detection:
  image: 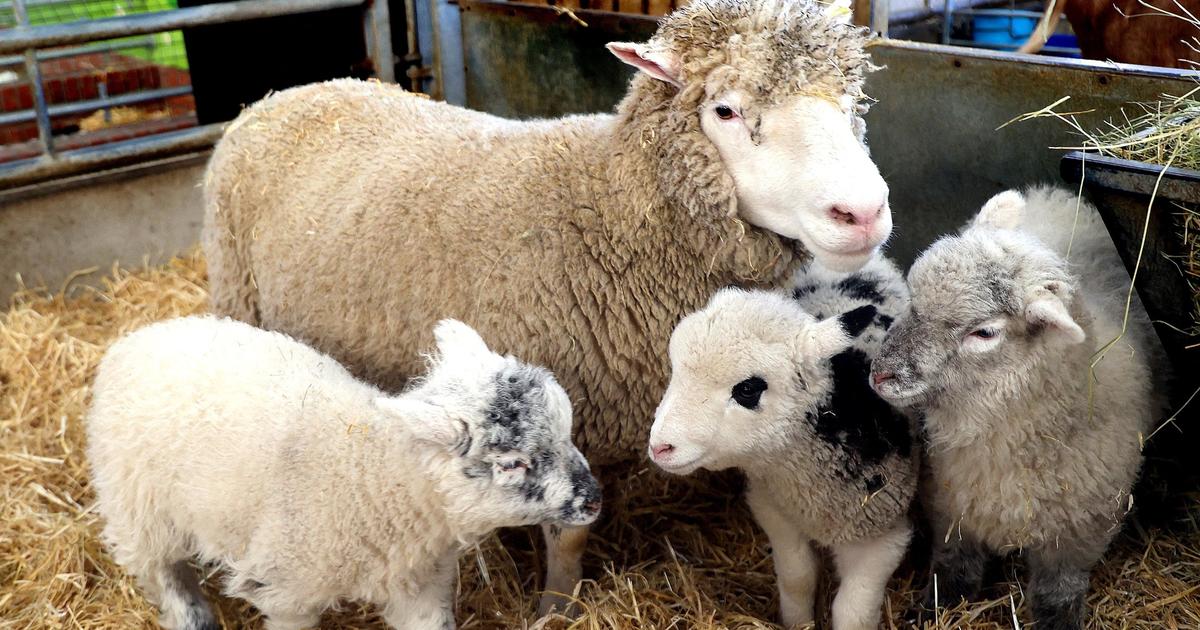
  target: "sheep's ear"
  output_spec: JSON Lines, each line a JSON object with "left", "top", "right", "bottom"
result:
{"left": 975, "top": 190, "right": 1026, "bottom": 230}
{"left": 1025, "top": 282, "right": 1085, "bottom": 344}
{"left": 822, "top": 0, "right": 854, "bottom": 24}
{"left": 606, "top": 42, "right": 682, "bottom": 87}
{"left": 800, "top": 314, "right": 855, "bottom": 361}
{"left": 375, "top": 397, "right": 468, "bottom": 450}
{"left": 433, "top": 319, "right": 492, "bottom": 362}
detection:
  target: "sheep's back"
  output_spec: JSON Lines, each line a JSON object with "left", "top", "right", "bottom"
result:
{"left": 202, "top": 79, "right": 696, "bottom": 464}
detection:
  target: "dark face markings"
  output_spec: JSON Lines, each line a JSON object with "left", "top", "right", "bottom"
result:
{"left": 811, "top": 348, "right": 912, "bottom": 478}
{"left": 732, "top": 376, "right": 768, "bottom": 409}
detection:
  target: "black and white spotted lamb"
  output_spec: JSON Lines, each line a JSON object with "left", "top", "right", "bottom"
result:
{"left": 648, "top": 256, "right": 917, "bottom": 630}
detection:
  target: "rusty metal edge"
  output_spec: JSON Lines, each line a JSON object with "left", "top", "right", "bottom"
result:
{"left": 0, "top": 150, "right": 211, "bottom": 205}
{"left": 872, "top": 39, "right": 1200, "bottom": 81}
{"left": 1061, "top": 151, "right": 1200, "bottom": 205}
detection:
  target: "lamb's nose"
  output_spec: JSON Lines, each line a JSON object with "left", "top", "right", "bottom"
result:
{"left": 650, "top": 443, "right": 675, "bottom": 459}
{"left": 871, "top": 371, "right": 894, "bottom": 388}
{"left": 828, "top": 200, "right": 885, "bottom": 230}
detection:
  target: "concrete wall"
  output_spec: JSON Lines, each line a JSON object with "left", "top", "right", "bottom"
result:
{"left": 0, "top": 157, "right": 207, "bottom": 302}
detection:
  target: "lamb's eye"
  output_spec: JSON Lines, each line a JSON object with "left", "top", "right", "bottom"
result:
{"left": 715, "top": 105, "right": 736, "bottom": 120}
{"left": 969, "top": 328, "right": 997, "bottom": 340}
{"left": 731, "top": 376, "right": 767, "bottom": 409}
{"left": 499, "top": 460, "right": 528, "bottom": 473}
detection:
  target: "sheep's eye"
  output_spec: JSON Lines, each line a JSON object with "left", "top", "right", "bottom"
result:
{"left": 731, "top": 376, "right": 767, "bottom": 409}
{"left": 499, "top": 460, "right": 528, "bottom": 473}
{"left": 715, "top": 105, "right": 736, "bottom": 120}
{"left": 969, "top": 328, "right": 998, "bottom": 340}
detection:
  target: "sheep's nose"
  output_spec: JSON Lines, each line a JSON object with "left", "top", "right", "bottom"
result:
{"left": 584, "top": 500, "right": 602, "bottom": 514}
{"left": 650, "top": 443, "right": 675, "bottom": 459}
{"left": 828, "top": 200, "right": 885, "bottom": 230}
{"left": 871, "top": 371, "right": 894, "bottom": 388}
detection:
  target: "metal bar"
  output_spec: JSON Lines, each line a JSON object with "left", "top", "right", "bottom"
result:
{"left": 940, "top": 0, "right": 953, "bottom": 45}
{"left": 0, "top": 0, "right": 363, "bottom": 55}
{"left": 0, "top": 37, "right": 159, "bottom": 68}
{"left": 12, "top": 0, "right": 54, "bottom": 157}
{"left": 948, "top": 8, "right": 1049, "bottom": 17}
{"left": 0, "top": 85, "right": 194, "bottom": 126}
{"left": 945, "top": 37, "right": 1079, "bottom": 54}
{"left": 0, "top": 122, "right": 224, "bottom": 189}
{"left": 365, "top": 0, "right": 395, "bottom": 83}
{"left": 871, "top": 0, "right": 889, "bottom": 36}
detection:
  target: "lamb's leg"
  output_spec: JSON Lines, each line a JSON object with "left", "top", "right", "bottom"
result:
{"left": 923, "top": 532, "right": 990, "bottom": 610}
{"left": 745, "top": 490, "right": 819, "bottom": 628}
{"left": 383, "top": 557, "right": 457, "bottom": 630}
{"left": 260, "top": 611, "right": 321, "bottom": 630}
{"left": 537, "top": 522, "right": 590, "bottom": 616}
{"left": 830, "top": 524, "right": 911, "bottom": 630}
{"left": 151, "top": 560, "right": 219, "bottom": 630}
{"left": 1026, "top": 551, "right": 1091, "bottom": 630}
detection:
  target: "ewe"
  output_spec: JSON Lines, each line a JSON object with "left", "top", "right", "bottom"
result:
{"left": 88, "top": 318, "right": 600, "bottom": 630}
{"left": 871, "top": 187, "right": 1164, "bottom": 630}
{"left": 203, "top": 0, "right": 890, "bottom": 609}
{"left": 649, "top": 256, "right": 916, "bottom": 630}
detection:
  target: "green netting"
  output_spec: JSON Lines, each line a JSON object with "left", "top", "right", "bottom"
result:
{"left": 1, "top": 0, "right": 189, "bottom": 69}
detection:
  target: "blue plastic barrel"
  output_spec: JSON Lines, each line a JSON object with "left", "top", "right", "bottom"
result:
{"left": 973, "top": 15, "right": 1037, "bottom": 46}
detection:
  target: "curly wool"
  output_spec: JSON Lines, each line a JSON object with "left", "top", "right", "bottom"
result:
{"left": 619, "top": 0, "right": 876, "bottom": 222}
{"left": 203, "top": 0, "right": 875, "bottom": 466}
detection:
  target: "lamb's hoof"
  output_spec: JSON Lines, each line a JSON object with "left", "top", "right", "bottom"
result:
{"left": 537, "top": 592, "right": 579, "bottom": 619}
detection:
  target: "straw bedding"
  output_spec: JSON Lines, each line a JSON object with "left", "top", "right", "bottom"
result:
{"left": 2, "top": 253, "right": 1197, "bottom": 629}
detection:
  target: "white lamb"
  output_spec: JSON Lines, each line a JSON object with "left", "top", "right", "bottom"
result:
{"left": 87, "top": 317, "right": 601, "bottom": 630}
{"left": 870, "top": 187, "right": 1165, "bottom": 629}
{"left": 648, "top": 256, "right": 917, "bottom": 630}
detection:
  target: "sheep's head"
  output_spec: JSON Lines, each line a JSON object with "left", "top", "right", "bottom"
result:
{"left": 871, "top": 191, "right": 1088, "bottom": 415}
{"left": 610, "top": 0, "right": 890, "bottom": 272}
{"left": 648, "top": 288, "right": 875, "bottom": 474}
{"left": 376, "top": 320, "right": 601, "bottom": 527}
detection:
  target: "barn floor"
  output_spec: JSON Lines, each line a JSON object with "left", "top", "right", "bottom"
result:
{"left": 1, "top": 253, "right": 1197, "bottom": 629}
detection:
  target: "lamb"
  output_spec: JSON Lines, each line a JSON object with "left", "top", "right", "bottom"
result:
{"left": 86, "top": 316, "right": 601, "bottom": 630}
{"left": 647, "top": 255, "right": 917, "bottom": 630}
{"left": 870, "top": 187, "right": 1165, "bottom": 629}
{"left": 201, "top": 0, "right": 893, "bottom": 610}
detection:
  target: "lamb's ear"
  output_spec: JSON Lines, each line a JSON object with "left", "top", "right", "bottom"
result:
{"left": 800, "top": 313, "right": 856, "bottom": 361}
{"left": 1025, "top": 282, "right": 1085, "bottom": 344}
{"left": 975, "top": 190, "right": 1026, "bottom": 230}
{"left": 375, "top": 397, "right": 468, "bottom": 450}
{"left": 433, "top": 319, "right": 491, "bottom": 362}
{"left": 822, "top": 0, "right": 854, "bottom": 24}
{"left": 606, "top": 42, "right": 682, "bottom": 87}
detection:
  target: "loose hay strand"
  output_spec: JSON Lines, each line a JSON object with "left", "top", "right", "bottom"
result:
{"left": 0, "top": 254, "right": 1198, "bottom": 629}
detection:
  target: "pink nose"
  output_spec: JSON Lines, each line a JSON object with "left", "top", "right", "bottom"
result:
{"left": 828, "top": 201, "right": 885, "bottom": 230}
{"left": 651, "top": 443, "right": 675, "bottom": 459}
{"left": 871, "top": 371, "right": 894, "bottom": 388}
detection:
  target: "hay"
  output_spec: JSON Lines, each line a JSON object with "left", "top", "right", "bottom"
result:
{"left": 2, "top": 254, "right": 1198, "bottom": 629}
{"left": 1004, "top": 88, "right": 1200, "bottom": 335}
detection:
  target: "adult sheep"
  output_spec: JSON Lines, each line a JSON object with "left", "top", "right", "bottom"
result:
{"left": 202, "top": 0, "right": 891, "bottom": 613}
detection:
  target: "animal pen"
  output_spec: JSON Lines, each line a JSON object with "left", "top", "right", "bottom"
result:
{"left": 1, "top": 0, "right": 1198, "bottom": 628}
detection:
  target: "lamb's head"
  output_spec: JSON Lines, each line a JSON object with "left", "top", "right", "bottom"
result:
{"left": 376, "top": 320, "right": 601, "bottom": 527}
{"left": 609, "top": 0, "right": 890, "bottom": 272}
{"left": 871, "top": 194, "right": 1088, "bottom": 412}
{"left": 648, "top": 288, "right": 873, "bottom": 474}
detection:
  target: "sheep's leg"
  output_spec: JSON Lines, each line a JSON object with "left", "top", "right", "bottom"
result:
{"left": 922, "top": 531, "right": 990, "bottom": 610}
{"left": 1026, "top": 551, "right": 1091, "bottom": 630}
{"left": 745, "top": 490, "right": 819, "bottom": 628}
{"left": 150, "top": 560, "right": 219, "bottom": 630}
{"left": 383, "top": 556, "right": 456, "bottom": 630}
{"left": 829, "top": 524, "right": 911, "bottom": 630}
{"left": 537, "top": 522, "right": 590, "bottom": 617}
